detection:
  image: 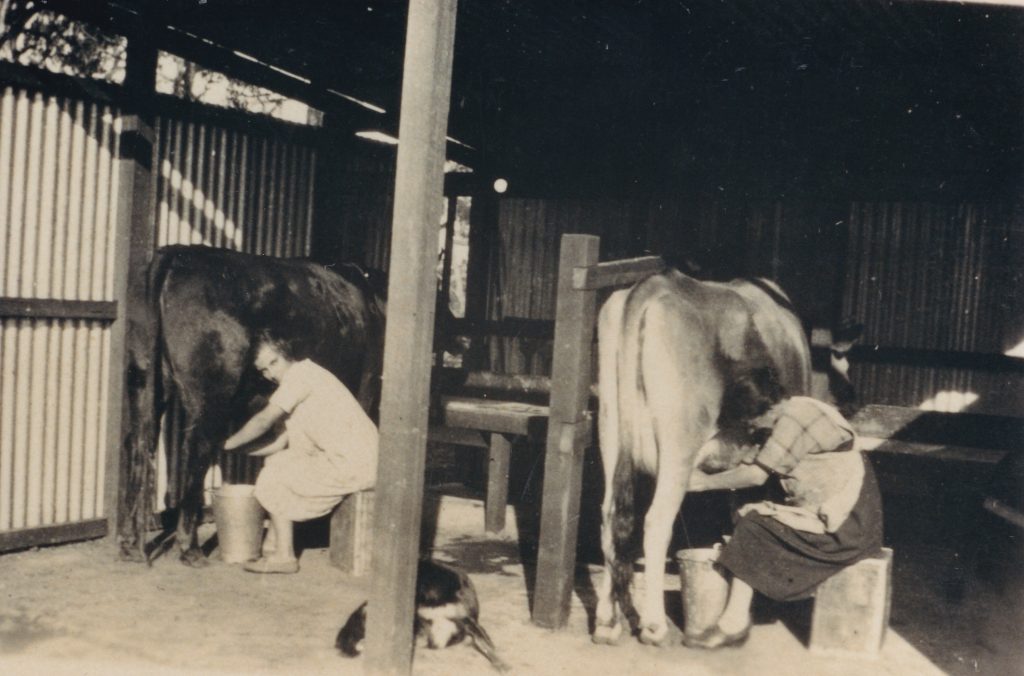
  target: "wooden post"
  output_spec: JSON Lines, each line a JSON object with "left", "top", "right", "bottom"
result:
{"left": 532, "top": 234, "right": 600, "bottom": 629}
{"left": 485, "top": 433, "right": 512, "bottom": 532}
{"left": 363, "top": 1, "right": 457, "bottom": 674}
{"left": 463, "top": 190, "right": 498, "bottom": 370}
{"left": 105, "top": 34, "right": 157, "bottom": 544}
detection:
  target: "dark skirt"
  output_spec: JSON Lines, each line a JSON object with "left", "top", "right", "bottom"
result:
{"left": 718, "top": 454, "right": 884, "bottom": 602}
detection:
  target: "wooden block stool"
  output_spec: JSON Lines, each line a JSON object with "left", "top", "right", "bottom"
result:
{"left": 329, "top": 489, "right": 375, "bottom": 575}
{"left": 810, "top": 547, "right": 893, "bottom": 656}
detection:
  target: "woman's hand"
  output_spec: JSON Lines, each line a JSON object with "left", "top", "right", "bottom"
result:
{"left": 246, "top": 430, "right": 289, "bottom": 457}
{"left": 224, "top": 403, "right": 286, "bottom": 451}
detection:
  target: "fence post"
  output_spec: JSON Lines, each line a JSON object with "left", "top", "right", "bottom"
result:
{"left": 532, "top": 234, "right": 600, "bottom": 629}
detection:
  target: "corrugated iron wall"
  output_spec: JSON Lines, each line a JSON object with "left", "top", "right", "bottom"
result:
{"left": 0, "top": 85, "right": 122, "bottom": 532}
{"left": 484, "top": 197, "right": 822, "bottom": 375}
{"left": 487, "top": 198, "right": 646, "bottom": 374}
{"left": 483, "top": 196, "right": 1021, "bottom": 416}
{"left": 841, "top": 202, "right": 1022, "bottom": 414}
{"left": 150, "top": 104, "right": 319, "bottom": 502}
{"left": 0, "top": 74, "right": 321, "bottom": 541}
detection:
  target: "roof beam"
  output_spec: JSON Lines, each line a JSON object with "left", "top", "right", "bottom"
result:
{"left": 41, "top": 0, "right": 477, "bottom": 166}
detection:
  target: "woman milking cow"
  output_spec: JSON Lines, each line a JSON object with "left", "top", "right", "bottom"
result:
{"left": 224, "top": 330, "right": 379, "bottom": 574}
{"left": 683, "top": 366, "right": 883, "bottom": 649}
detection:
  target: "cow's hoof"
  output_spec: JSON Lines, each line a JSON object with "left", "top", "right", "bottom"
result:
{"left": 118, "top": 544, "right": 146, "bottom": 563}
{"left": 179, "top": 549, "right": 209, "bottom": 568}
{"left": 592, "top": 623, "right": 623, "bottom": 645}
{"left": 638, "top": 623, "right": 673, "bottom": 647}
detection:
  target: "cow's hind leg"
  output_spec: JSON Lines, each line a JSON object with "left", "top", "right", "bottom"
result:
{"left": 593, "top": 466, "right": 625, "bottom": 645}
{"left": 637, "top": 297, "right": 718, "bottom": 646}
{"left": 176, "top": 430, "right": 214, "bottom": 567}
{"left": 637, "top": 466, "right": 687, "bottom": 645}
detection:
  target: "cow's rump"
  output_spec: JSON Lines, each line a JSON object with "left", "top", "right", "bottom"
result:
{"left": 593, "top": 269, "right": 813, "bottom": 645}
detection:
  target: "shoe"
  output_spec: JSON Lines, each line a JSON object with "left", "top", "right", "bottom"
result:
{"left": 243, "top": 557, "right": 299, "bottom": 574}
{"left": 682, "top": 624, "right": 751, "bottom": 650}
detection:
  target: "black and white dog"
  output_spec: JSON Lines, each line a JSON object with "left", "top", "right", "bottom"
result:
{"left": 336, "top": 559, "right": 508, "bottom": 671}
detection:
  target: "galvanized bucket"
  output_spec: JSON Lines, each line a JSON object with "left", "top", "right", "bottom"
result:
{"left": 676, "top": 546, "right": 730, "bottom": 638}
{"left": 212, "top": 484, "right": 266, "bottom": 563}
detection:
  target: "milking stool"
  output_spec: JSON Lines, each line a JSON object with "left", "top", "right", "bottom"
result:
{"left": 329, "top": 489, "right": 375, "bottom": 575}
{"left": 809, "top": 547, "right": 893, "bottom": 656}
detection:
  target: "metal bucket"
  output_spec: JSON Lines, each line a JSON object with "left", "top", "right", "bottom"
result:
{"left": 676, "top": 546, "right": 730, "bottom": 638}
{"left": 212, "top": 484, "right": 266, "bottom": 563}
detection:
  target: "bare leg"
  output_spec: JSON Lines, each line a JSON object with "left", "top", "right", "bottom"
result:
{"left": 262, "top": 519, "right": 277, "bottom": 555}
{"left": 716, "top": 577, "right": 754, "bottom": 633}
{"left": 268, "top": 510, "right": 297, "bottom": 562}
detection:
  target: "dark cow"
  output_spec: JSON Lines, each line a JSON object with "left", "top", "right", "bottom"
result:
{"left": 592, "top": 270, "right": 852, "bottom": 646}
{"left": 118, "top": 245, "right": 386, "bottom": 565}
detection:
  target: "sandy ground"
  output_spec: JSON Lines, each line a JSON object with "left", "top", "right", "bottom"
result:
{"left": 1, "top": 490, "right": 1021, "bottom": 676}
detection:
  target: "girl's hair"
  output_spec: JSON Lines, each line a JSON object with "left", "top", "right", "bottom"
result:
{"left": 255, "top": 328, "right": 300, "bottom": 361}
{"left": 718, "top": 366, "right": 786, "bottom": 427}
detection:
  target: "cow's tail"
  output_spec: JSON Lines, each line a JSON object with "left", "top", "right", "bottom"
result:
{"left": 599, "top": 286, "right": 644, "bottom": 633}
{"left": 610, "top": 441, "right": 640, "bottom": 631}
{"left": 120, "top": 247, "right": 174, "bottom": 562}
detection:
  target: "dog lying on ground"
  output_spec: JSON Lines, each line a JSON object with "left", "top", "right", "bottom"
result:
{"left": 336, "top": 559, "right": 508, "bottom": 671}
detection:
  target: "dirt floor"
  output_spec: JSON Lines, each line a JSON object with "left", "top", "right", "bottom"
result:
{"left": 1, "top": 481, "right": 1022, "bottom": 676}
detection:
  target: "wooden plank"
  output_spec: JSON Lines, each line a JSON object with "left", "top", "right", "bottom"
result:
{"left": 108, "top": 34, "right": 158, "bottom": 550}
{"left": 847, "top": 345, "right": 1024, "bottom": 373}
{"left": 533, "top": 234, "right": 600, "bottom": 629}
{"left": 485, "top": 433, "right": 512, "bottom": 532}
{"left": 426, "top": 425, "right": 488, "bottom": 449}
{"left": 442, "top": 396, "right": 549, "bottom": 438}
{"left": 851, "top": 404, "right": 1024, "bottom": 451}
{"left": 0, "top": 518, "right": 107, "bottom": 552}
{"left": 860, "top": 437, "right": 1007, "bottom": 466}
{"left": 363, "top": 1, "right": 457, "bottom": 673}
{"left": 462, "top": 370, "right": 553, "bottom": 396}
{"left": 450, "top": 316, "right": 555, "bottom": 340}
{"left": 572, "top": 255, "right": 664, "bottom": 291}
{"left": 0, "top": 297, "right": 117, "bottom": 321}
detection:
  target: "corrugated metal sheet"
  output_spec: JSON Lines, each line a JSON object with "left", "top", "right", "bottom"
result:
{"left": 150, "top": 109, "right": 318, "bottom": 502}
{"left": 154, "top": 115, "right": 316, "bottom": 255}
{"left": 0, "top": 85, "right": 121, "bottom": 532}
{"left": 0, "top": 77, "right": 320, "bottom": 536}
{"left": 842, "top": 202, "right": 1020, "bottom": 413}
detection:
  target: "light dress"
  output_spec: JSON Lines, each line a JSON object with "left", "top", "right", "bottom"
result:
{"left": 254, "top": 359, "right": 378, "bottom": 520}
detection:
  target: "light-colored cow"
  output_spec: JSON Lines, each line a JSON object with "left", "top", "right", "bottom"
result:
{"left": 592, "top": 270, "right": 816, "bottom": 646}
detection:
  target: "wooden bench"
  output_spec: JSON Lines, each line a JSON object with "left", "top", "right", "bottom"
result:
{"left": 849, "top": 403, "right": 1021, "bottom": 600}
{"left": 850, "top": 404, "right": 1018, "bottom": 468}
{"left": 431, "top": 396, "right": 558, "bottom": 533}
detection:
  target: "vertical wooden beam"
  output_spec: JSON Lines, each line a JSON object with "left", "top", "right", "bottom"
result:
{"left": 532, "top": 234, "right": 600, "bottom": 629}
{"left": 464, "top": 190, "right": 498, "bottom": 370}
{"left": 363, "top": 1, "right": 457, "bottom": 674}
{"left": 105, "top": 34, "right": 157, "bottom": 544}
